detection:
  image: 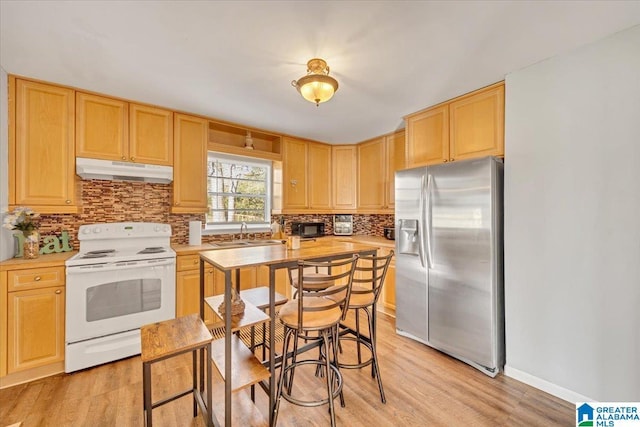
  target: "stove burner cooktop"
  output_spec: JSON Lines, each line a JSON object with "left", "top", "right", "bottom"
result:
{"left": 80, "top": 249, "right": 116, "bottom": 259}
{"left": 138, "top": 247, "right": 166, "bottom": 254}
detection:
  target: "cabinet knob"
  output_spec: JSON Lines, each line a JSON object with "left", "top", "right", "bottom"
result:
{"left": 443, "top": 159, "right": 448, "bottom": 163}
{"left": 175, "top": 202, "right": 180, "bottom": 206}
{"left": 65, "top": 200, "right": 71, "bottom": 204}
{"left": 193, "top": 260, "right": 198, "bottom": 264}
{"left": 55, "top": 289, "right": 62, "bottom": 294}
{"left": 34, "top": 276, "right": 41, "bottom": 281}
{"left": 122, "top": 156, "right": 126, "bottom": 160}
{"left": 450, "top": 158, "right": 455, "bottom": 161}
{"left": 130, "top": 156, "right": 135, "bottom": 161}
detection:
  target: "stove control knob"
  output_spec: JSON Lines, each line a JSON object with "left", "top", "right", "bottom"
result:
{"left": 154, "top": 225, "right": 161, "bottom": 232}
{"left": 163, "top": 225, "right": 170, "bottom": 232}
{"left": 93, "top": 227, "right": 102, "bottom": 234}
{"left": 82, "top": 228, "right": 91, "bottom": 235}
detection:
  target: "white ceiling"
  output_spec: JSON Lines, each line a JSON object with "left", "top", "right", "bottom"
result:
{"left": 1, "top": 1, "right": 639, "bottom": 144}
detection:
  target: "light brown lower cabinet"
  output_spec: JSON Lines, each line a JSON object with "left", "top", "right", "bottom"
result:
{"left": 8, "top": 285, "right": 65, "bottom": 373}
{"left": 176, "top": 255, "right": 215, "bottom": 324}
{"left": 380, "top": 248, "right": 396, "bottom": 313}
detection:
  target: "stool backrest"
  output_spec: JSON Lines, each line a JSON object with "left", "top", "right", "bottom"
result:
{"left": 351, "top": 251, "right": 395, "bottom": 306}
{"left": 294, "top": 255, "right": 359, "bottom": 331}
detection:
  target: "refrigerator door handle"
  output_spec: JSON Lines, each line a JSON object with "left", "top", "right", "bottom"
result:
{"left": 417, "top": 175, "right": 427, "bottom": 268}
{"left": 425, "top": 173, "right": 434, "bottom": 268}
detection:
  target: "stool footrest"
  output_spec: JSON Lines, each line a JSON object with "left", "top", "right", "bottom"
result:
{"left": 151, "top": 388, "right": 195, "bottom": 409}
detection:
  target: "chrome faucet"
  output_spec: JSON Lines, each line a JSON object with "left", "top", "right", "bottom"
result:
{"left": 240, "top": 222, "right": 248, "bottom": 240}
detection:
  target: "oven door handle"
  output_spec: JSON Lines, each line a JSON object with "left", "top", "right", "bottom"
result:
{"left": 67, "top": 258, "right": 176, "bottom": 274}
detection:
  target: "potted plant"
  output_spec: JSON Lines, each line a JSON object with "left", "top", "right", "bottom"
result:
{"left": 3, "top": 206, "right": 41, "bottom": 259}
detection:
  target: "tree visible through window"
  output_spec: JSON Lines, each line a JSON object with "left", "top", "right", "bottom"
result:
{"left": 206, "top": 153, "right": 271, "bottom": 228}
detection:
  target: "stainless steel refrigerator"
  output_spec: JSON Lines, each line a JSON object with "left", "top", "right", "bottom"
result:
{"left": 395, "top": 156, "right": 504, "bottom": 377}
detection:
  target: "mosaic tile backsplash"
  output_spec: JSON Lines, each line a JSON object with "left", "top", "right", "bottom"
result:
{"left": 36, "top": 180, "right": 394, "bottom": 249}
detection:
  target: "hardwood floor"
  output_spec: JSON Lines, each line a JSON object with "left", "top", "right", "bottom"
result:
{"left": 0, "top": 313, "right": 574, "bottom": 426}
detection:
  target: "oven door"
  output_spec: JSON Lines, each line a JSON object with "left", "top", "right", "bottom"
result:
{"left": 66, "top": 258, "right": 176, "bottom": 343}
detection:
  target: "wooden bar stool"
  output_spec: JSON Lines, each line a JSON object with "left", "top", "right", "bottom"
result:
{"left": 140, "top": 313, "right": 213, "bottom": 427}
{"left": 273, "top": 256, "right": 359, "bottom": 427}
{"left": 327, "top": 251, "right": 394, "bottom": 403}
{"left": 288, "top": 264, "right": 335, "bottom": 297}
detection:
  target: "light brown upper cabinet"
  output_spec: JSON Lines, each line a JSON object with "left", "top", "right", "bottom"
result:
{"left": 76, "top": 93, "right": 128, "bottom": 161}
{"left": 406, "top": 104, "right": 449, "bottom": 167}
{"left": 385, "top": 129, "right": 406, "bottom": 210}
{"left": 76, "top": 94, "right": 173, "bottom": 166}
{"left": 10, "top": 78, "right": 79, "bottom": 213}
{"left": 406, "top": 82, "right": 504, "bottom": 167}
{"left": 357, "top": 130, "right": 406, "bottom": 213}
{"left": 282, "top": 138, "right": 332, "bottom": 212}
{"left": 332, "top": 145, "right": 357, "bottom": 211}
{"left": 449, "top": 83, "right": 504, "bottom": 161}
{"left": 307, "top": 142, "right": 332, "bottom": 210}
{"left": 172, "top": 114, "right": 208, "bottom": 213}
{"left": 129, "top": 104, "right": 173, "bottom": 166}
{"left": 357, "top": 137, "right": 386, "bottom": 210}
{"left": 282, "top": 137, "right": 308, "bottom": 211}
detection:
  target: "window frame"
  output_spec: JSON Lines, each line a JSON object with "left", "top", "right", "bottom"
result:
{"left": 204, "top": 152, "right": 272, "bottom": 234}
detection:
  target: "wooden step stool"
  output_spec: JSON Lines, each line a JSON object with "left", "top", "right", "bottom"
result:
{"left": 141, "top": 313, "right": 213, "bottom": 427}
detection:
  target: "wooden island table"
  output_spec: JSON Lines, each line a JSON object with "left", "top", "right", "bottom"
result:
{"left": 198, "top": 239, "right": 379, "bottom": 426}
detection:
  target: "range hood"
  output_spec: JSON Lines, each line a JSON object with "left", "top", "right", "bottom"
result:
{"left": 76, "top": 157, "right": 173, "bottom": 184}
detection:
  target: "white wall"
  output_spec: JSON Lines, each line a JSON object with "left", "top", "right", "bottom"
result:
{"left": 0, "top": 67, "right": 13, "bottom": 261}
{"left": 504, "top": 25, "right": 640, "bottom": 401}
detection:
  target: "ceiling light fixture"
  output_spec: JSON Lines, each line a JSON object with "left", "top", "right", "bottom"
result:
{"left": 291, "top": 58, "right": 339, "bottom": 106}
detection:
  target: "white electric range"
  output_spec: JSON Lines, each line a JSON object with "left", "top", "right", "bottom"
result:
{"left": 65, "top": 222, "right": 176, "bottom": 373}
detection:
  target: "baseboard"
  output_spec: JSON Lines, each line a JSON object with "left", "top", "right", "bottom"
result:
{"left": 504, "top": 364, "right": 594, "bottom": 403}
{"left": 0, "top": 361, "right": 64, "bottom": 389}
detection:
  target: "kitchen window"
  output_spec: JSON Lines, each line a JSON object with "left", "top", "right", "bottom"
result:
{"left": 206, "top": 153, "right": 271, "bottom": 232}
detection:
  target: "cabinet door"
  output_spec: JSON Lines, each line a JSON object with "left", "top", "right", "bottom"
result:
{"left": 449, "top": 83, "right": 504, "bottom": 161}
{"left": 173, "top": 114, "right": 208, "bottom": 213}
{"left": 256, "top": 266, "right": 291, "bottom": 299}
{"left": 406, "top": 104, "right": 449, "bottom": 167}
{"left": 307, "top": 142, "right": 332, "bottom": 209}
{"left": 213, "top": 268, "right": 257, "bottom": 294}
{"left": 1, "top": 272, "right": 7, "bottom": 377}
{"left": 357, "top": 138, "right": 386, "bottom": 210}
{"left": 386, "top": 130, "right": 406, "bottom": 209}
{"left": 382, "top": 260, "right": 396, "bottom": 312}
{"left": 282, "top": 137, "right": 308, "bottom": 210}
{"left": 76, "top": 92, "right": 128, "bottom": 161}
{"left": 8, "top": 286, "right": 65, "bottom": 373}
{"left": 176, "top": 269, "right": 215, "bottom": 324}
{"left": 13, "top": 79, "right": 77, "bottom": 212}
{"left": 129, "top": 104, "right": 173, "bottom": 166}
{"left": 332, "top": 145, "right": 357, "bottom": 210}
{"left": 176, "top": 270, "right": 200, "bottom": 318}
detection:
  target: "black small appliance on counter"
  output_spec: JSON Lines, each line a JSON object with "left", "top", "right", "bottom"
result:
{"left": 291, "top": 222, "right": 325, "bottom": 238}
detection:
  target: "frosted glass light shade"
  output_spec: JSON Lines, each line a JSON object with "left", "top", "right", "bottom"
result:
{"left": 292, "top": 58, "right": 339, "bottom": 106}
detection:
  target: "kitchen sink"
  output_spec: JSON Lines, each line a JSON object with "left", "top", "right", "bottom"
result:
{"left": 209, "top": 239, "right": 285, "bottom": 249}
{"left": 246, "top": 239, "right": 286, "bottom": 245}
{"left": 213, "top": 241, "right": 250, "bottom": 247}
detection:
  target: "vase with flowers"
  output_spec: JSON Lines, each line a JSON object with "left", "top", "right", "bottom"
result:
{"left": 3, "top": 207, "right": 41, "bottom": 259}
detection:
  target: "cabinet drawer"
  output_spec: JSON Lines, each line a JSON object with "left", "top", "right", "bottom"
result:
{"left": 177, "top": 255, "right": 200, "bottom": 272}
{"left": 8, "top": 267, "right": 65, "bottom": 292}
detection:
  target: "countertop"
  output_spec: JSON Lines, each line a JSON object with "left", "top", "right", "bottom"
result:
{"left": 172, "top": 235, "right": 395, "bottom": 256}
{"left": 0, "top": 251, "right": 77, "bottom": 271}
{"left": 199, "top": 238, "right": 380, "bottom": 270}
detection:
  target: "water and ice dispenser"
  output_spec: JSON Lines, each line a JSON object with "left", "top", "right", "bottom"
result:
{"left": 398, "top": 219, "right": 419, "bottom": 255}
